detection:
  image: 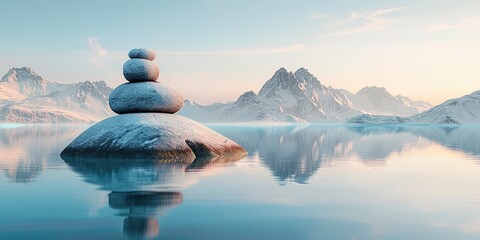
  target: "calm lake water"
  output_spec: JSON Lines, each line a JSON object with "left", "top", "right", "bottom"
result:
{"left": 2, "top": 124, "right": 480, "bottom": 239}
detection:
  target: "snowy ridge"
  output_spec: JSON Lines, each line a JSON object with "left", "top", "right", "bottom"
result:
{"left": 348, "top": 91, "right": 480, "bottom": 125}
{"left": 179, "top": 68, "right": 431, "bottom": 123}
{"left": 349, "top": 86, "right": 432, "bottom": 117}
{"left": 411, "top": 90, "right": 480, "bottom": 124}
{"left": 0, "top": 67, "right": 441, "bottom": 124}
{"left": 0, "top": 67, "right": 113, "bottom": 123}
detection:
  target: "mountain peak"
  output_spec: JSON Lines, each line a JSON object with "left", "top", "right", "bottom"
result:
{"left": 272, "top": 67, "right": 291, "bottom": 78}
{"left": 356, "top": 86, "right": 390, "bottom": 97}
{"left": 253, "top": 67, "right": 325, "bottom": 99}
{"left": 178, "top": 67, "right": 434, "bottom": 123}
{"left": 8, "top": 67, "right": 33, "bottom": 74}
{"left": 350, "top": 86, "right": 433, "bottom": 117}
{"left": 235, "top": 91, "right": 259, "bottom": 104}
{"left": 293, "top": 67, "right": 321, "bottom": 86}
{"left": 294, "top": 67, "right": 309, "bottom": 75}
{"left": 1, "top": 67, "right": 46, "bottom": 83}
{"left": 71, "top": 80, "right": 111, "bottom": 101}
{"left": 258, "top": 68, "right": 297, "bottom": 97}
{"left": 0, "top": 67, "right": 114, "bottom": 123}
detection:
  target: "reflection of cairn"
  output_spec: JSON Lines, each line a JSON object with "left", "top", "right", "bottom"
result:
{"left": 109, "top": 191, "right": 183, "bottom": 239}
{"left": 109, "top": 48, "right": 183, "bottom": 115}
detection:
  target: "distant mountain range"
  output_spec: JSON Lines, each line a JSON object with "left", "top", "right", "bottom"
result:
{"left": 1, "top": 67, "right": 479, "bottom": 125}
{"left": 349, "top": 90, "right": 480, "bottom": 125}
{"left": 178, "top": 68, "right": 432, "bottom": 123}
{"left": 0, "top": 67, "right": 113, "bottom": 123}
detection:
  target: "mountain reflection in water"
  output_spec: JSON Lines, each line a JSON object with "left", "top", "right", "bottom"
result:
{"left": 0, "top": 125, "right": 84, "bottom": 182}
{"left": 210, "top": 125, "right": 480, "bottom": 184}
{"left": 3, "top": 125, "right": 480, "bottom": 185}
{"left": 2, "top": 125, "right": 480, "bottom": 239}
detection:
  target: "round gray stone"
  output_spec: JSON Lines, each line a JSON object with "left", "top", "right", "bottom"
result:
{"left": 123, "top": 59, "right": 159, "bottom": 82}
{"left": 109, "top": 81, "right": 184, "bottom": 114}
{"left": 128, "top": 48, "right": 157, "bottom": 61}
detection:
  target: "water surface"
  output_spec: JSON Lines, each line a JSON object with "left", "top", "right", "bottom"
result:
{"left": 1, "top": 124, "right": 480, "bottom": 239}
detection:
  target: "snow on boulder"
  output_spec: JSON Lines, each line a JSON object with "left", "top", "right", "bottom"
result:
{"left": 60, "top": 113, "right": 247, "bottom": 162}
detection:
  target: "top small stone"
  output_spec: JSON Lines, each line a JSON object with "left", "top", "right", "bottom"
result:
{"left": 128, "top": 48, "right": 156, "bottom": 61}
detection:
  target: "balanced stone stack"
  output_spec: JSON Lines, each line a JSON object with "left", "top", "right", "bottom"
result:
{"left": 61, "top": 48, "right": 246, "bottom": 162}
{"left": 109, "top": 48, "right": 184, "bottom": 115}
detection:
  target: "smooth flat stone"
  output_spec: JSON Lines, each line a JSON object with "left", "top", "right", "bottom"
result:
{"left": 128, "top": 48, "right": 157, "bottom": 61}
{"left": 60, "top": 113, "right": 248, "bottom": 161}
{"left": 123, "top": 59, "right": 159, "bottom": 82}
{"left": 109, "top": 82, "right": 184, "bottom": 114}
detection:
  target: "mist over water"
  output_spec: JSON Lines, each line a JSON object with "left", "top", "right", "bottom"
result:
{"left": 2, "top": 124, "right": 480, "bottom": 239}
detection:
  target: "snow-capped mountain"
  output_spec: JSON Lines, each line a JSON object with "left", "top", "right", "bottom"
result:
{"left": 180, "top": 68, "right": 364, "bottom": 123}
{"left": 0, "top": 67, "right": 437, "bottom": 124}
{"left": 410, "top": 90, "right": 480, "bottom": 124}
{"left": 348, "top": 91, "right": 480, "bottom": 125}
{"left": 258, "top": 68, "right": 361, "bottom": 121}
{"left": 0, "top": 67, "right": 113, "bottom": 123}
{"left": 347, "top": 86, "right": 432, "bottom": 117}
{"left": 179, "top": 68, "right": 431, "bottom": 123}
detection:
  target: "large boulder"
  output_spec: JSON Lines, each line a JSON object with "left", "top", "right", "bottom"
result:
{"left": 60, "top": 113, "right": 247, "bottom": 162}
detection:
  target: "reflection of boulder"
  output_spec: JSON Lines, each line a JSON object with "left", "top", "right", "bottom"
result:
{"left": 186, "top": 156, "right": 239, "bottom": 171}
{"left": 63, "top": 158, "right": 188, "bottom": 191}
{"left": 62, "top": 155, "right": 238, "bottom": 239}
{"left": 62, "top": 155, "right": 239, "bottom": 191}
{"left": 109, "top": 191, "right": 183, "bottom": 239}
{"left": 0, "top": 125, "right": 84, "bottom": 182}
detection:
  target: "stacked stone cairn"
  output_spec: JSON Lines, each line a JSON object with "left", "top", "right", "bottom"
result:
{"left": 109, "top": 48, "right": 184, "bottom": 115}
{"left": 61, "top": 48, "right": 246, "bottom": 162}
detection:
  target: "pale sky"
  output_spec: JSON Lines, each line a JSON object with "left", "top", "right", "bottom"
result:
{"left": 1, "top": 0, "right": 480, "bottom": 105}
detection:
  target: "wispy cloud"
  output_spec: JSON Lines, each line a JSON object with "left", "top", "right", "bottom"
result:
{"left": 85, "top": 37, "right": 120, "bottom": 79}
{"left": 159, "top": 44, "right": 306, "bottom": 56}
{"left": 427, "top": 16, "right": 480, "bottom": 31}
{"left": 330, "top": 6, "right": 407, "bottom": 36}
{"left": 88, "top": 37, "right": 107, "bottom": 57}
